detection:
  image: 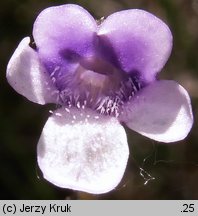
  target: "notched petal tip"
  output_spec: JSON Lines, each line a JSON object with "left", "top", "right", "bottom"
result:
{"left": 6, "top": 37, "right": 58, "bottom": 105}
{"left": 37, "top": 107, "right": 129, "bottom": 194}
{"left": 120, "top": 80, "right": 193, "bottom": 143}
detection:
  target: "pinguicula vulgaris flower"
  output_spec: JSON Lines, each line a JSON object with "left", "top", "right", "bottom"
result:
{"left": 7, "top": 4, "right": 193, "bottom": 194}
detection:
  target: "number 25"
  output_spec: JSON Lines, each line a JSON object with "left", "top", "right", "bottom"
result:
{"left": 183, "top": 204, "right": 194, "bottom": 212}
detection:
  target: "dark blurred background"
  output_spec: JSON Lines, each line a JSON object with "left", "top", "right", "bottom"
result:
{"left": 0, "top": 0, "right": 198, "bottom": 199}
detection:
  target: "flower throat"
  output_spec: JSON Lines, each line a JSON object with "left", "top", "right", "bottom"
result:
{"left": 50, "top": 56, "right": 142, "bottom": 117}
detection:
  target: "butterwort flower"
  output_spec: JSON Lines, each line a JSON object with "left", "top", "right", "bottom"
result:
{"left": 7, "top": 4, "right": 193, "bottom": 194}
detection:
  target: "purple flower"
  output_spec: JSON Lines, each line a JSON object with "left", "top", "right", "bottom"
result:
{"left": 7, "top": 4, "right": 193, "bottom": 194}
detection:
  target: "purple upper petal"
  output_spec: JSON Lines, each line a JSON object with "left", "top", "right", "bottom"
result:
{"left": 33, "top": 4, "right": 97, "bottom": 90}
{"left": 33, "top": 6, "right": 172, "bottom": 89}
{"left": 98, "top": 9, "right": 173, "bottom": 82}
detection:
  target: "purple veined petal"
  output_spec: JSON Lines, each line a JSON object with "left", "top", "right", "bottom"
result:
{"left": 98, "top": 9, "right": 173, "bottom": 82}
{"left": 37, "top": 107, "right": 129, "bottom": 194}
{"left": 33, "top": 4, "right": 97, "bottom": 78}
{"left": 6, "top": 37, "right": 58, "bottom": 105}
{"left": 120, "top": 80, "right": 193, "bottom": 143}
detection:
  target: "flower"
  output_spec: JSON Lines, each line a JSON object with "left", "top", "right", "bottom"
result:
{"left": 7, "top": 4, "right": 193, "bottom": 194}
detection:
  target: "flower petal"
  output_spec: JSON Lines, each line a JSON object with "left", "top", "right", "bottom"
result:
{"left": 33, "top": 4, "right": 97, "bottom": 88}
{"left": 37, "top": 107, "right": 129, "bottom": 194}
{"left": 6, "top": 37, "right": 57, "bottom": 105}
{"left": 98, "top": 9, "right": 172, "bottom": 82}
{"left": 120, "top": 80, "right": 193, "bottom": 143}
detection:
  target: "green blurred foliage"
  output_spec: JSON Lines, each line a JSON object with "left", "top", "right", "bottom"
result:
{"left": 0, "top": 0, "right": 198, "bottom": 199}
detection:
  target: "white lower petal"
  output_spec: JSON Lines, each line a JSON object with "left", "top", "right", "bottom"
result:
{"left": 37, "top": 107, "right": 129, "bottom": 194}
{"left": 120, "top": 80, "right": 193, "bottom": 143}
{"left": 6, "top": 37, "right": 57, "bottom": 105}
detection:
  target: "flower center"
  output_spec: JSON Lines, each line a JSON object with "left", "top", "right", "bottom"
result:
{"left": 54, "top": 56, "right": 142, "bottom": 117}
{"left": 75, "top": 57, "right": 122, "bottom": 96}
